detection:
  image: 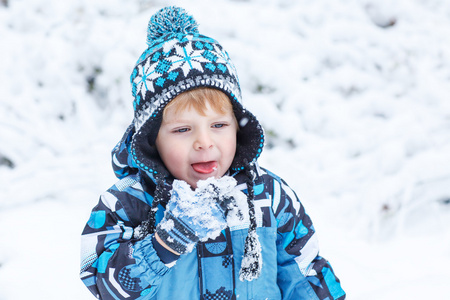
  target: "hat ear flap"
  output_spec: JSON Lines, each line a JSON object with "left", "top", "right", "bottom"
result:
{"left": 139, "top": 141, "right": 160, "bottom": 162}
{"left": 231, "top": 106, "right": 264, "bottom": 171}
{"left": 131, "top": 112, "right": 171, "bottom": 177}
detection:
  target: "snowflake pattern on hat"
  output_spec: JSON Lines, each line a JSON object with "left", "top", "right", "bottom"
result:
{"left": 131, "top": 35, "right": 240, "bottom": 131}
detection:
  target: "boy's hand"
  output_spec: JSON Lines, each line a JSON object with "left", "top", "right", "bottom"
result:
{"left": 156, "top": 176, "right": 238, "bottom": 254}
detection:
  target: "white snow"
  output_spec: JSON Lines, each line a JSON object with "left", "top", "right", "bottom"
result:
{"left": 192, "top": 176, "right": 251, "bottom": 229}
{"left": 158, "top": 218, "right": 175, "bottom": 232}
{"left": 1, "top": 0, "right": 450, "bottom": 299}
{"left": 169, "top": 177, "right": 238, "bottom": 242}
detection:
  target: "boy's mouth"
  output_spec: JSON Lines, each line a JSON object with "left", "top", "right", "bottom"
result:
{"left": 191, "top": 161, "right": 218, "bottom": 174}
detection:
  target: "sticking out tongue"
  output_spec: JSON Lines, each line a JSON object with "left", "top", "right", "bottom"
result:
{"left": 192, "top": 161, "right": 218, "bottom": 174}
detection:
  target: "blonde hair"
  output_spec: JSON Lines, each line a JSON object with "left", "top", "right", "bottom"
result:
{"left": 163, "top": 88, "right": 237, "bottom": 125}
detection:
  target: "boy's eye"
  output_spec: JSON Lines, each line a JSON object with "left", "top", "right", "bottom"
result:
{"left": 212, "top": 123, "right": 227, "bottom": 128}
{"left": 174, "top": 128, "right": 189, "bottom": 133}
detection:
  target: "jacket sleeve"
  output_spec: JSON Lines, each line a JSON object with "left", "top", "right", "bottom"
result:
{"left": 272, "top": 176, "right": 346, "bottom": 300}
{"left": 80, "top": 175, "right": 170, "bottom": 299}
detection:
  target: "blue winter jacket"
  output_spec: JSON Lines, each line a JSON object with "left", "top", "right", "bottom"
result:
{"left": 80, "top": 127, "right": 345, "bottom": 300}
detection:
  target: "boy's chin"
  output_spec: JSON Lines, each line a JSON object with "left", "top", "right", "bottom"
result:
{"left": 189, "top": 176, "right": 216, "bottom": 189}
{"left": 186, "top": 172, "right": 222, "bottom": 189}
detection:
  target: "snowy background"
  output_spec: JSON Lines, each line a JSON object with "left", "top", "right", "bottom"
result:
{"left": 1, "top": 0, "right": 450, "bottom": 298}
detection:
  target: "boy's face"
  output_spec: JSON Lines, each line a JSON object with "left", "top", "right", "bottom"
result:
{"left": 155, "top": 101, "right": 238, "bottom": 188}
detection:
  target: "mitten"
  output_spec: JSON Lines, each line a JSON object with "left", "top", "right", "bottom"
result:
{"left": 156, "top": 176, "right": 238, "bottom": 254}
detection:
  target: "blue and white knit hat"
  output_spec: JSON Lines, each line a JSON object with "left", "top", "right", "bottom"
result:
{"left": 129, "top": 6, "right": 264, "bottom": 178}
{"left": 130, "top": 6, "right": 264, "bottom": 281}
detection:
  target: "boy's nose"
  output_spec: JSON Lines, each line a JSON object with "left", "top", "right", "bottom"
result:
{"left": 194, "top": 131, "right": 213, "bottom": 150}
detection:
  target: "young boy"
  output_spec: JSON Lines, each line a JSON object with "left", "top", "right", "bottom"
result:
{"left": 80, "top": 6, "right": 345, "bottom": 300}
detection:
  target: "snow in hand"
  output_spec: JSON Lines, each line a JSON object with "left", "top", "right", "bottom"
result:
{"left": 170, "top": 176, "right": 248, "bottom": 242}
{"left": 170, "top": 178, "right": 228, "bottom": 242}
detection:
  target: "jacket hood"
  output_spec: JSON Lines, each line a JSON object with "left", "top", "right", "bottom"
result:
{"left": 111, "top": 124, "right": 165, "bottom": 183}
{"left": 111, "top": 124, "right": 139, "bottom": 180}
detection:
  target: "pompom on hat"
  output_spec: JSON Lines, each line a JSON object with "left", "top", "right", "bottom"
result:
{"left": 130, "top": 6, "right": 264, "bottom": 281}
{"left": 129, "top": 6, "right": 264, "bottom": 177}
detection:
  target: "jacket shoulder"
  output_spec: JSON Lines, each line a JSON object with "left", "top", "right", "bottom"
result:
{"left": 256, "top": 165, "right": 291, "bottom": 189}
{"left": 256, "top": 166, "right": 303, "bottom": 214}
{"left": 100, "top": 174, "right": 153, "bottom": 227}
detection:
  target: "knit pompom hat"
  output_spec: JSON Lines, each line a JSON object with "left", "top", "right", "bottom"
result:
{"left": 130, "top": 6, "right": 264, "bottom": 281}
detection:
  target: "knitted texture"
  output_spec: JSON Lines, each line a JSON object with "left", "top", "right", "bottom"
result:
{"left": 239, "top": 164, "right": 263, "bottom": 281}
{"left": 146, "top": 6, "right": 199, "bottom": 42}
